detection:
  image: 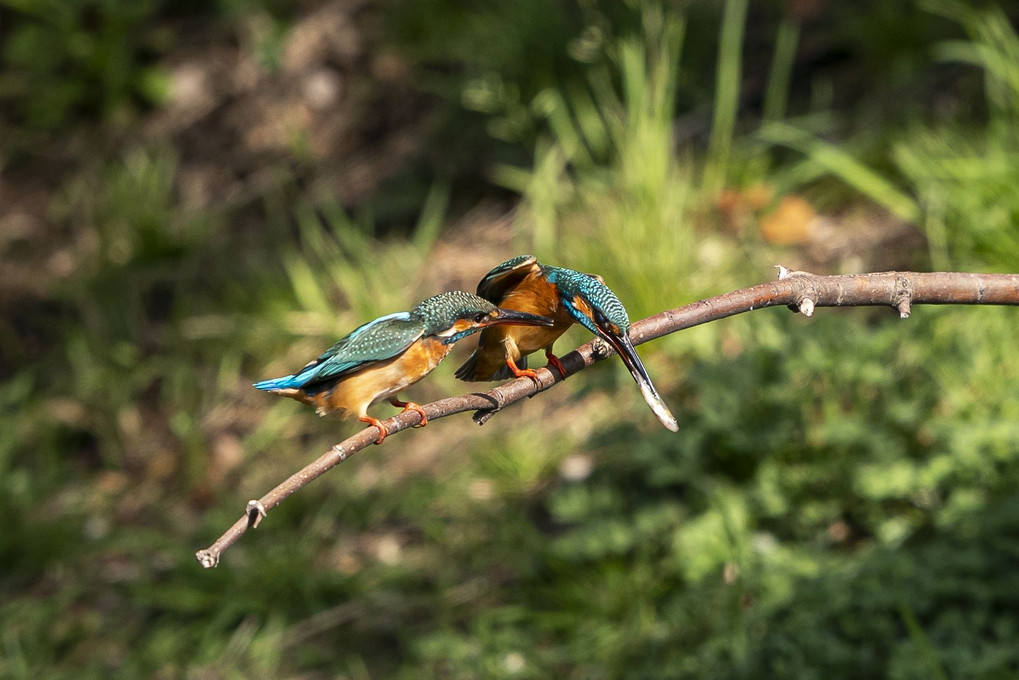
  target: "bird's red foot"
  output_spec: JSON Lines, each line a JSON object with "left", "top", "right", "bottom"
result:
{"left": 389, "top": 397, "right": 428, "bottom": 428}
{"left": 545, "top": 350, "right": 567, "bottom": 377}
{"left": 359, "top": 416, "right": 390, "bottom": 444}
{"left": 505, "top": 356, "right": 541, "bottom": 383}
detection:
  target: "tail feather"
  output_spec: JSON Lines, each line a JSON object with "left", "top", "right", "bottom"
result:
{"left": 453, "top": 351, "right": 480, "bottom": 381}
{"left": 455, "top": 351, "right": 524, "bottom": 381}
{"left": 253, "top": 374, "right": 304, "bottom": 391}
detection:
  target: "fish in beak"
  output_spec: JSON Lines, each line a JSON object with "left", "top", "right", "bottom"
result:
{"left": 597, "top": 327, "right": 679, "bottom": 432}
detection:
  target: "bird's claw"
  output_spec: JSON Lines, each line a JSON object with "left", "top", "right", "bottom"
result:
{"left": 545, "top": 351, "right": 567, "bottom": 378}
{"left": 359, "top": 416, "right": 390, "bottom": 444}
{"left": 390, "top": 398, "right": 428, "bottom": 428}
{"left": 505, "top": 356, "right": 543, "bottom": 386}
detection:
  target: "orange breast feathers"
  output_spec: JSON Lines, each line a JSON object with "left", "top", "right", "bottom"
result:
{"left": 478, "top": 275, "right": 574, "bottom": 362}
{"left": 301, "top": 337, "right": 452, "bottom": 418}
{"left": 567, "top": 294, "right": 595, "bottom": 327}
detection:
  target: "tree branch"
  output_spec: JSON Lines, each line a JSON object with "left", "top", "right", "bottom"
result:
{"left": 196, "top": 269, "right": 1019, "bottom": 568}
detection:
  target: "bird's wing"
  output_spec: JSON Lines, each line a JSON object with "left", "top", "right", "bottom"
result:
{"left": 271, "top": 313, "right": 425, "bottom": 389}
{"left": 476, "top": 255, "right": 541, "bottom": 303}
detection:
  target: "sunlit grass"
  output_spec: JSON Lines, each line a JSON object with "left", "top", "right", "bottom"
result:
{"left": 759, "top": 1, "right": 1019, "bottom": 273}
{"left": 704, "top": 0, "right": 749, "bottom": 195}
{"left": 497, "top": 5, "right": 705, "bottom": 323}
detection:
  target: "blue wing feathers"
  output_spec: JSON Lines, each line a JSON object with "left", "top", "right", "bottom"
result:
{"left": 254, "top": 311, "right": 422, "bottom": 391}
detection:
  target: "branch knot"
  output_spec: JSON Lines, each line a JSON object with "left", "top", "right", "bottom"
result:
{"left": 894, "top": 275, "right": 914, "bottom": 318}
{"left": 778, "top": 267, "right": 820, "bottom": 317}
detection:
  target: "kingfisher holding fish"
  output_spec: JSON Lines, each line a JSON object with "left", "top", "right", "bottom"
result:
{"left": 456, "top": 255, "right": 679, "bottom": 432}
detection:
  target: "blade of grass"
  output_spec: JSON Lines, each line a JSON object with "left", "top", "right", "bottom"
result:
{"left": 704, "top": 0, "right": 749, "bottom": 194}
{"left": 760, "top": 121, "right": 919, "bottom": 222}
{"left": 762, "top": 18, "right": 800, "bottom": 124}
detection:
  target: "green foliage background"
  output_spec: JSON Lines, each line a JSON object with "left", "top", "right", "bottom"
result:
{"left": 2, "top": 0, "right": 1019, "bottom": 677}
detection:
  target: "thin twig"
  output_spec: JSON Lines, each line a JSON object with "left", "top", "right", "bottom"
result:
{"left": 196, "top": 269, "right": 1019, "bottom": 568}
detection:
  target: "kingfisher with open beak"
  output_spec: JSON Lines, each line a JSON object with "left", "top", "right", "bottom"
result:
{"left": 455, "top": 255, "right": 679, "bottom": 432}
{"left": 255, "top": 290, "right": 555, "bottom": 443}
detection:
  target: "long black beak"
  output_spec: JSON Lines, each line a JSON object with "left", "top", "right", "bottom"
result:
{"left": 488, "top": 308, "right": 556, "bottom": 327}
{"left": 599, "top": 328, "right": 679, "bottom": 432}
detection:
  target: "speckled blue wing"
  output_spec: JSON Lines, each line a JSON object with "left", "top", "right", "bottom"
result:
{"left": 253, "top": 312, "right": 424, "bottom": 391}
{"left": 476, "top": 254, "right": 540, "bottom": 303}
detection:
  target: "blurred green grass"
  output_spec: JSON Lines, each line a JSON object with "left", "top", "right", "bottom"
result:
{"left": 3, "top": 0, "right": 1019, "bottom": 678}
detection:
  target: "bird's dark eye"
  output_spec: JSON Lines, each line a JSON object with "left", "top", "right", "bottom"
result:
{"left": 473, "top": 313, "right": 486, "bottom": 323}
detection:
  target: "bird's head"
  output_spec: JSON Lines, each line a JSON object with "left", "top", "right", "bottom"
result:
{"left": 414, "top": 291, "right": 555, "bottom": 345}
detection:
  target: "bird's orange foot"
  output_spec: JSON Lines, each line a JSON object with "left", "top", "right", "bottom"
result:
{"left": 505, "top": 356, "right": 541, "bottom": 384}
{"left": 389, "top": 397, "right": 428, "bottom": 428}
{"left": 359, "top": 416, "right": 390, "bottom": 444}
{"left": 545, "top": 351, "right": 567, "bottom": 377}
